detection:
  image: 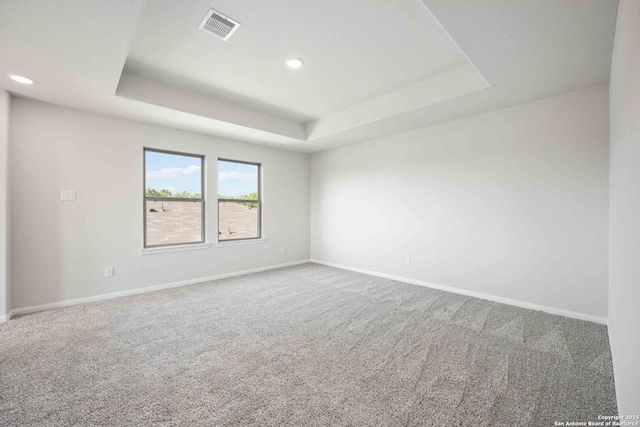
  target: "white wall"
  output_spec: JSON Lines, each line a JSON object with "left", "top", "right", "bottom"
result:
{"left": 9, "top": 98, "right": 310, "bottom": 310}
{"left": 0, "top": 90, "right": 9, "bottom": 321}
{"left": 311, "top": 85, "right": 609, "bottom": 319}
{"left": 608, "top": 0, "right": 640, "bottom": 415}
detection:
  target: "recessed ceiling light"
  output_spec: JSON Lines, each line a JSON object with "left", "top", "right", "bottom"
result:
{"left": 285, "top": 58, "right": 304, "bottom": 69}
{"left": 7, "top": 74, "right": 35, "bottom": 85}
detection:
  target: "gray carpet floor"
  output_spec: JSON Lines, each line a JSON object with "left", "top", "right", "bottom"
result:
{"left": 0, "top": 263, "right": 617, "bottom": 426}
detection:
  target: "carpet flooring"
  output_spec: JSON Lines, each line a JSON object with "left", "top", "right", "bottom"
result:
{"left": 0, "top": 263, "right": 617, "bottom": 426}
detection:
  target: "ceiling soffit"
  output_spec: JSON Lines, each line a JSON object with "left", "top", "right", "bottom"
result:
{"left": 116, "top": 0, "right": 488, "bottom": 146}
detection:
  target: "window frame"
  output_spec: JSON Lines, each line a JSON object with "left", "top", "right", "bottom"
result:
{"left": 217, "top": 158, "right": 262, "bottom": 242}
{"left": 143, "top": 147, "right": 205, "bottom": 249}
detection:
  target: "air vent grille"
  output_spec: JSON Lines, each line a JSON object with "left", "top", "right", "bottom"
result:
{"left": 199, "top": 8, "right": 240, "bottom": 41}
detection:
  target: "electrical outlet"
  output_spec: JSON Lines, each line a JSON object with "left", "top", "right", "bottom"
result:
{"left": 105, "top": 267, "right": 114, "bottom": 278}
{"left": 281, "top": 246, "right": 286, "bottom": 253}
{"left": 61, "top": 190, "right": 76, "bottom": 201}
{"left": 404, "top": 256, "right": 411, "bottom": 265}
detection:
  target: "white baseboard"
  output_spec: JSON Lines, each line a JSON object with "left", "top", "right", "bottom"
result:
{"left": 310, "top": 259, "right": 608, "bottom": 325}
{"left": 7, "top": 258, "right": 608, "bottom": 326}
{"left": 8, "top": 259, "right": 311, "bottom": 320}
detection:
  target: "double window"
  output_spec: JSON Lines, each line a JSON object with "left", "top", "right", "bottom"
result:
{"left": 143, "top": 150, "right": 261, "bottom": 248}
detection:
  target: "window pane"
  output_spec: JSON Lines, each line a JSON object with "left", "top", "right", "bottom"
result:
{"left": 145, "top": 149, "right": 204, "bottom": 247}
{"left": 146, "top": 199, "right": 203, "bottom": 246}
{"left": 145, "top": 151, "right": 202, "bottom": 198}
{"left": 218, "top": 200, "right": 260, "bottom": 240}
{"left": 218, "top": 159, "right": 260, "bottom": 240}
{"left": 218, "top": 160, "right": 258, "bottom": 199}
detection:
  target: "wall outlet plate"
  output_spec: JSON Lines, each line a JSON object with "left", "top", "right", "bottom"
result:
{"left": 61, "top": 190, "right": 76, "bottom": 201}
{"left": 105, "top": 267, "right": 114, "bottom": 278}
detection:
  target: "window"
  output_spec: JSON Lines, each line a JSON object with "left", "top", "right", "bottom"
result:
{"left": 144, "top": 148, "right": 204, "bottom": 248}
{"left": 218, "top": 159, "right": 261, "bottom": 241}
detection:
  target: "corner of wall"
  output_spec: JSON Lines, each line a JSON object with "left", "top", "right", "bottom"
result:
{"left": 0, "top": 90, "right": 10, "bottom": 320}
{"left": 608, "top": 0, "right": 640, "bottom": 416}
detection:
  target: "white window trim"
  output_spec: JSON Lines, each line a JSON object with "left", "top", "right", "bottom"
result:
{"left": 216, "top": 238, "right": 266, "bottom": 247}
{"left": 140, "top": 242, "right": 211, "bottom": 255}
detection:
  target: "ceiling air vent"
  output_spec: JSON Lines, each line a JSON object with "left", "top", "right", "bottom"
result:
{"left": 198, "top": 8, "right": 240, "bottom": 41}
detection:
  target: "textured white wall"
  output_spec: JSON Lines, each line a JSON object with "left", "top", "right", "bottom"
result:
{"left": 0, "top": 90, "right": 9, "bottom": 320}
{"left": 9, "top": 98, "right": 310, "bottom": 310}
{"left": 311, "top": 85, "right": 609, "bottom": 319}
{"left": 608, "top": 0, "right": 640, "bottom": 416}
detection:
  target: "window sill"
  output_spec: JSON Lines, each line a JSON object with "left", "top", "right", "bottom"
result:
{"left": 216, "top": 238, "right": 266, "bottom": 247}
{"left": 140, "top": 243, "right": 211, "bottom": 255}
